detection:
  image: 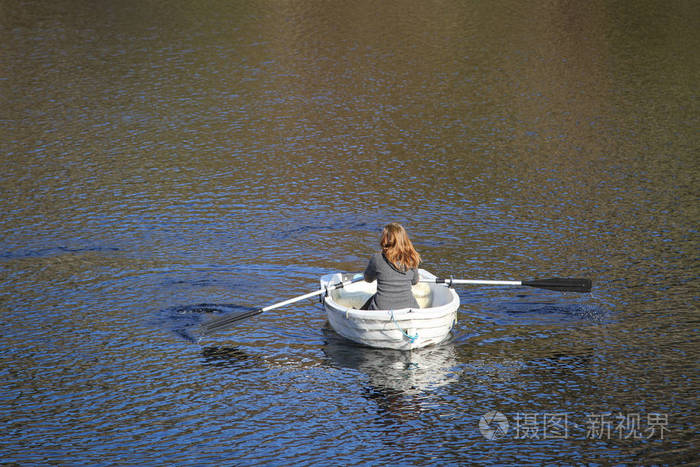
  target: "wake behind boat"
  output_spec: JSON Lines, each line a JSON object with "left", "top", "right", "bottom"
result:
{"left": 320, "top": 269, "right": 460, "bottom": 350}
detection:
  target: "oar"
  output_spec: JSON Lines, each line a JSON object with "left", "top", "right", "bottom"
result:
{"left": 422, "top": 277, "right": 592, "bottom": 293}
{"left": 198, "top": 273, "right": 365, "bottom": 338}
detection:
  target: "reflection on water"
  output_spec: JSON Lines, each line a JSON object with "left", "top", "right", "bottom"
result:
{"left": 201, "top": 345, "right": 263, "bottom": 370}
{"left": 322, "top": 330, "right": 468, "bottom": 425}
{"left": 322, "top": 327, "right": 460, "bottom": 395}
{"left": 1, "top": 0, "right": 697, "bottom": 464}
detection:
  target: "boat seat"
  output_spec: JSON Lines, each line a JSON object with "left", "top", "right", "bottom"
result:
{"left": 412, "top": 282, "right": 432, "bottom": 308}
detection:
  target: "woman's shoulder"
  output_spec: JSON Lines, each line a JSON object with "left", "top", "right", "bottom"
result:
{"left": 370, "top": 251, "right": 384, "bottom": 261}
{"left": 365, "top": 251, "right": 383, "bottom": 269}
{"left": 368, "top": 252, "right": 383, "bottom": 267}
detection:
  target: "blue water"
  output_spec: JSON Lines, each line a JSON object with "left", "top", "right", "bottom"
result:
{"left": 1, "top": 1, "right": 697, "bottom": 464}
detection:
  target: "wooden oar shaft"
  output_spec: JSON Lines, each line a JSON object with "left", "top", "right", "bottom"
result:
{"left": 199, "top": 274, "right": 365, "bottom": 337}
{"left": 421, "top": 276, "right": 591, "bottom": 293}
{"left": 260, "top": 288, "right": 326, "bottom": 313}
{"left": 258, "top": 274, "right": 365, "bottom": 313}
{"left": 255, "top": 273, "right": 366, "bottom": 314}
{"left": 422, "top": 278, "right": 522, "bottom": 286}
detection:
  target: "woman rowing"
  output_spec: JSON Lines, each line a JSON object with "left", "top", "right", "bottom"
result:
{"left": 361, "top": 223, "right": 422, "bottom": 310}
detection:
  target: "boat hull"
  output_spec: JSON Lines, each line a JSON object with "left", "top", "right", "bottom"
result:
{"left": 320, "top": 269, "right": 459, "bottom": 350}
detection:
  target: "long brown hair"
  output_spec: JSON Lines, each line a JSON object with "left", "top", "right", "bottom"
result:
{"left": 380, "top": 223, "right": 421, "bottom": 270}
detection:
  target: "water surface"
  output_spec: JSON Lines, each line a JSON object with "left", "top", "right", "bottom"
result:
{"left": 1, "top": 1, "right": 698, "bottom": 464}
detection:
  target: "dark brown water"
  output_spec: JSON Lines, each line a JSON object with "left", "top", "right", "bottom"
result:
{"left": 1, "top": 1, "right": 698, "bottom": 464}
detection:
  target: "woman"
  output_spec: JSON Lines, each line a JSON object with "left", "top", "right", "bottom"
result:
{"left": 361, "top": 223, "right": 422, "bottom": 310}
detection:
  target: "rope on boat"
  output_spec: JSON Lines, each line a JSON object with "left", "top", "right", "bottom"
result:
{"left": 390, "top": 310, "right": 418, "bottom": 343}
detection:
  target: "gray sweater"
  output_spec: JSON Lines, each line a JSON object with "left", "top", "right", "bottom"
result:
{"left": 362, "top": 252, "right": 420, "bottom": 310}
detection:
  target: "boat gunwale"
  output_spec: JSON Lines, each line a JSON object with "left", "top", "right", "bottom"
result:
{"left": 320, "top": 269, "right": 460, "bottom": 321}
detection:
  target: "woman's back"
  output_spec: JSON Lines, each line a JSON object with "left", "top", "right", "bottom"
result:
{"left": 362, "top": 252, "right": 420, "bottom": 310}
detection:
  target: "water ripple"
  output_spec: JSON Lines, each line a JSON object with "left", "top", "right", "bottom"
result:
{"left": 1, "top": 0, "right": 696, "bottom": 464}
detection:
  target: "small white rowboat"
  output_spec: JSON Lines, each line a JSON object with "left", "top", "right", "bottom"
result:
{"left": 320, "top": 269, "right": 460, "bottom": 350}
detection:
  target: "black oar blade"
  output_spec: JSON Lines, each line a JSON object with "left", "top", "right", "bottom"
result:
{"left": 522, "top": 278, "right": 592, "bottom": 293}
{"left": 199, "top": 308, "right": 263, "bottom": 337}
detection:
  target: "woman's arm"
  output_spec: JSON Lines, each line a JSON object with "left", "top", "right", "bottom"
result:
{"left": 364, "top": 254, "right": 378, "bottom": 282}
